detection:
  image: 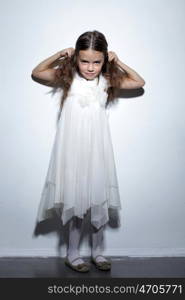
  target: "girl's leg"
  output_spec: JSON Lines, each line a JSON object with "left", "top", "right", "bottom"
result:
{"left": 67, "top": 216, "right": 85, "bottom": 265}
{"left": 91, "top": 224, "right": 109, "bottom": 262}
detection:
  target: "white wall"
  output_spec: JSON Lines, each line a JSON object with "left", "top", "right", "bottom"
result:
{"left": 0, "top": 0, "right": 185, "bottom": 257}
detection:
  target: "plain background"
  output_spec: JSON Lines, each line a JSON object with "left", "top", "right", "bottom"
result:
{"left": 0, "top": 0, "right": 185, "bottom": 257}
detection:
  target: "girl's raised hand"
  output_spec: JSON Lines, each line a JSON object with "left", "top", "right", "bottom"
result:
{"left": 59, "top": 47, "right": 75, "bottom": 58}
{"left": 108, "top": 51, "right": 119, "bottom": 63}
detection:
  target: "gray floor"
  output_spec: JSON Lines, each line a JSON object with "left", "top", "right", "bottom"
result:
{"left": 0, "top": 256, "right": 185, "bottom": 278}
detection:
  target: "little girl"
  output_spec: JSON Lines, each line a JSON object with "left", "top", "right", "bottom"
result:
{"left": 31, "top": 30, "right": 145, "bottom": 273}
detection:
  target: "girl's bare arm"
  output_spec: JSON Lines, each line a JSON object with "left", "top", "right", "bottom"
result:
{"left": 31, "top": 51, "right": 62, "bottom": 85}
{"left": 116, "top": 59, "right": 145, "bottom": 89}
{"left": 108, "top": 51, "right": 145, "bottom": 89}
{"left": 31, "top": 48, "right": 74, "bottom": 86}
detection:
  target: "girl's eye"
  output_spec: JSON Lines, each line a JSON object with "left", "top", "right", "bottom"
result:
{"left": 81, "top": 60, "right": 101, "bottom": 64}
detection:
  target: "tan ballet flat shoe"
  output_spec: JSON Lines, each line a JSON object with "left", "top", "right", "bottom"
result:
{"left": 91, "top": 255, "right": 111, "bottom": 271}
{"left": 65, "top": 257, "right": 90, "bottom": 273}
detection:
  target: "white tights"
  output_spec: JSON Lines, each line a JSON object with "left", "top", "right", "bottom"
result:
{"left": 67, "top": 216, "right": 107, "bottom": 265}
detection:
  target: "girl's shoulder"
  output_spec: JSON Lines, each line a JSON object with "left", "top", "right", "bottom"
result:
{"left": 101, "top": 74, "right": 111, "bottom": 89}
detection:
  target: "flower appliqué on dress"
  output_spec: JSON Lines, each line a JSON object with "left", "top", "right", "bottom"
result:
{"left": 77, "top": 86, "right": 108, "bottom": 108}
{"left": 68, "top": 73, "right": 108, "bottom": 108}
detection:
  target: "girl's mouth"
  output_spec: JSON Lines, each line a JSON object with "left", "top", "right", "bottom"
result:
{"left": 86, "top": 73, "right": 95, "bottom": 76}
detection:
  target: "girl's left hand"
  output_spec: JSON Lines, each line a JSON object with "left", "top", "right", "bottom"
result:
{"left": 108, "top": 51, "right": 119, "bottom": 63}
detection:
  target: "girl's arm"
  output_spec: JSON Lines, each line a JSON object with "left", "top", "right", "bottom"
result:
{"left": 108, "top": 51, "right": 145, "bottom": 89}
{"left": 31, "top": 51, "right": 62, "bottom": 85}
{"left": 31, "top": 48, "right": 74, "bottom": 86}
{"left": 116, "top": 59, "right": 145, "bottom": 89}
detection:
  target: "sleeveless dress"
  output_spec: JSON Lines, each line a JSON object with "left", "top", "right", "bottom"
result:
{"left": 36, "top": 71, "right": 121, "bottom": 229}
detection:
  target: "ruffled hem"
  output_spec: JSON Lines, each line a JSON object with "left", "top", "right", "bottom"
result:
{"left": 37, "top": 181, "right": 121, "bottom": 230}
{"left": 37, "top": 202, "right": 121, "bottom": 230}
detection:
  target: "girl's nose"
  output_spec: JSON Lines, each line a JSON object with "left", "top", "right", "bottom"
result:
{"left": 88, "top": 64, "right": 94, "bottom": 71}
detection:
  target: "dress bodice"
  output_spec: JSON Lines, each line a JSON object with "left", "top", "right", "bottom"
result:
{"left": 68, "top": 71, "right": 108, "bottom": 108}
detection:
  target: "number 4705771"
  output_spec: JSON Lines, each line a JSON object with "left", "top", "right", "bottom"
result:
{"left": 138, "top": 284, "right": 183, "bottom": 295}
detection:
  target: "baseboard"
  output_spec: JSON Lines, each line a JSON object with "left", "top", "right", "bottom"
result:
{"left": 0, "top": 248, "right": 185, "bottom": 257}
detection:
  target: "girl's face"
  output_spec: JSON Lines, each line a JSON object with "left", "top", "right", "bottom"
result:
{"left": 77, "top": 49, "right": 104, "bottom": 80}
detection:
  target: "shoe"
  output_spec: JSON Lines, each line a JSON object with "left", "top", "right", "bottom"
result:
{"left": 65, "top": 256, "right": 90, "bottom": 273}
{"left": 91, "top": 255, "right": 111, "bottom": 271}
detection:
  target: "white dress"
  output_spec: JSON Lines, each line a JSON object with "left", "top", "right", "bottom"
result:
{"left": 36, "top": 71, "right": 121, "bottom": 229}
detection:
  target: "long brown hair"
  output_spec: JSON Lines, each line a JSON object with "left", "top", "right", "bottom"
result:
{"left": 49, "top": 30, "right": 127, "bottom": 123}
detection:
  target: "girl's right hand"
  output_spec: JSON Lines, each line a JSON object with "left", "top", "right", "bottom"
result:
{"left": 58, "top": 47, "right": 75, "bottom": 58}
